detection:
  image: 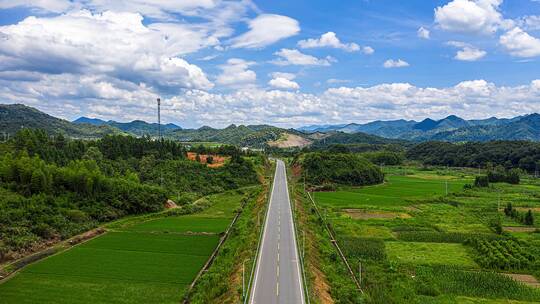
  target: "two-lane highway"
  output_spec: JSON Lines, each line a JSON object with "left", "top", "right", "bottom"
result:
{"left": 249, "top": 159, "right": 305, "bottom": 304}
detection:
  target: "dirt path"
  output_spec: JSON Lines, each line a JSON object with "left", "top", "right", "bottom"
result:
{"left": 503, "top": 273, "right": 540, "bottom": 288}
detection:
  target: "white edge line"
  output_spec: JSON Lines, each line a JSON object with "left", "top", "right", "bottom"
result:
{"left": 249, "top": 159, "right": 278, "bottom": 304}
{"left": 283, "top": 160, "right": 306, "bottom": 304}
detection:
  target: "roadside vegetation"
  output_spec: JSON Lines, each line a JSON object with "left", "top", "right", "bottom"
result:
{"left": 285, "top": 144, "right": 540, "bottom": 303}
{"left": 0, "top": 129, "right": 260, "bottom": 262}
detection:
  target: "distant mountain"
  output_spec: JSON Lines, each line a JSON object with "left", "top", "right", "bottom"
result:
{"left": 431, "top": 114, "right": 540, "bottom": 142}
{"left": 0, "top": 104, "right": 123, "bottom": 138}
{"left": 73, "top": 116, "right": 181, "bottom": 136}
{"left": 298, "top": 114, "right": 540, "bottom": 142}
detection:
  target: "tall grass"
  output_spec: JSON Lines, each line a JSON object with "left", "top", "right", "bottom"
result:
{"left": 415, "top": 266, "right": 540, "bottom": 301}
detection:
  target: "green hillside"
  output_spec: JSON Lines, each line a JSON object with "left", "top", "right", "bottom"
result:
{"left": 0, "top": 104, "right": 123, "bottom": 139}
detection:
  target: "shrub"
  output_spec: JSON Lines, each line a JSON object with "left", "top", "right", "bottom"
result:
{"left": 302, "top": 152, "right": 384, "bottom": 186}
{"left": 474, "top": 176, "right": 489, "bottom": 187}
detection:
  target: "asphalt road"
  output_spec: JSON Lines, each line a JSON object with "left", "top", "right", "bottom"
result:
{"left": 249, "top": 159, "right": 305, "bottom": 304}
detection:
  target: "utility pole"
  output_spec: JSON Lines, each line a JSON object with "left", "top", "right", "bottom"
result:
{"left": 358, "top": 262, "right": 362, "bottom": 287}
{"left": 157, "top": 97, "right": 163, "bottom": 187}
{"left": 242, "top": 260, "right": 245, "bottom": 300}
{"left": 302, "top": 230, "right": 305, "bottom": 259}
{"left": 157, "top": 98, "right": 162, "bottom": 140}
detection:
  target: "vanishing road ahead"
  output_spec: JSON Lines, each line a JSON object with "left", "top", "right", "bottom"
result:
{"left": 250, "top": 159, "right": 305, "bottom": 304}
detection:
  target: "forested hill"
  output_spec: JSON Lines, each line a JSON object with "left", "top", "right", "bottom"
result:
{"left": 1, "top": 104, "right": 123, "bottom": 139}
{"left": 169, "top": 124, "right": 307, "bottom": 148}
{"left": 73, "top": 117, "right": 182, "bottom": 137}
{"left": 0, "top": 129, "right": 262, "bottom": 262}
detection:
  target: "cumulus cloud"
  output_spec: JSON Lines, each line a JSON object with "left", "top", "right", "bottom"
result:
{"left": 230, "top": 14, "right": 300, "bottom": 49}
{"left": 216, "top": 58, "right": 257, "bottom": 88}
{"left": 362, "top": 46, "right": 375, "bottom": 55}
{"left": 447, "top": 41, "right": 486, "bottom": 61}
{"left": 271, "top": 49, "right": 335, "bottom": 66}
{"left": 298, "top": 32, "right": 360, "bottom": 52}
{"left": 3, "top": 75, "right": 540, "bottom": 127}
{"left": 268, "top": 77, "right": 300, "bottom": 90}
{"left": 517, "top": 15, "right": 540, "bottom": 31}
{"left": 417, "top": 27, "right": 431, "bottom": 39}
{"left": 0, "top": 0, "right": 73, "bottom": 13}
{"left": 0, "top": 10, "right": 214, "bottom": 91}
{"left": 434, "top": 0, "right": 507, "bottom": 34}
{"left": 383, "top": 59, "right": 410, "bottom": 68}
{"left": 500, "top": 27, "right": 540, "bottom": 57}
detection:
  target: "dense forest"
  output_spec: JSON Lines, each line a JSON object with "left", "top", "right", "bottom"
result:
{"left": 407, "top": 141, "right": 540, "bottom": 172}
{"left": 298, "top": 152, "right": 384, "bottom": 187}
{"left": 0, "top": 129, "right": 261, "bottom": 262}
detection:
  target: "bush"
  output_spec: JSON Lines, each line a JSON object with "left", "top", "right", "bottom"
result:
{"left": 302, "top": 152, "right": 384, "bottom": 186}
{"left": 474, "top": 176, "right": 489, "bottom": 187}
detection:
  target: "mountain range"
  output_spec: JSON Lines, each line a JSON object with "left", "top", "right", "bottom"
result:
{"left": 298, "top": 114, "right": 540, "bottom": 142}
{"left": 73, "top": 117, "right": 181, "bottom": 137}
{"left": 2, "top": 103, "right": 540, "bottom": 146}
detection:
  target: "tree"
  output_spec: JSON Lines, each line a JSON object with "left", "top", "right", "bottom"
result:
{"left": 504, "top": 202, "right": 513, "bottom": 217}
{"left": 525, "top": 210, "right": 534, "bottom": 226}
{"left": 474, "top": 176, "right": 489, "bottom": 188}
{"left": 206, "top": 156, "right": 214, "bottom": 164}
{"left": 195, "top": 154, "right": 201, "bottom": 163}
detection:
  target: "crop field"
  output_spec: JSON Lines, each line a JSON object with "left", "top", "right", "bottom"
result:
{"left": 310, "top": 167, "right": 540, "bottom": 303}
{"left": 314, "top": 174, "right": 469, "bottom": 209}
{"left": 0, "top": 189, "right": 252, "bottom": 303}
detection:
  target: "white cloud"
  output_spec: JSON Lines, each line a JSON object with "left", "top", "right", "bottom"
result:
{"left": 0, "top": 0, "right": 73, "bottom": 13}
{"left": 216, "top": 58, "right": 257, "bottom": 88}
{"left": 327, "top": 79, "right": 351, "bottom": 84}
{"left": 500, "top": 27, "right": 540, "bottom": 57}
{"left": 447, "top": 41, "right": 486, "bottom": 61}
{"left": 434, "top": 0, "right": 506, "bottom": 34}
{"left": 362, "top": 46, "right": 375, "bottom": 55}
{"left": 383, "top": 59, "right": 410, "bottom": 68}
{"left": 270, "top": 72, "right": 296, "bottom": 80}
{"left": 298, "top": 32, "right": 360, "bottom": 52}
{"left": 0, "top": 10, "right": 214, "bottom": 91}
{"left": 268, "top": 77, "right": 299, "bottom": 90}
{"left": 417, "top": 27, "right": 431, "bottom": 39}
{"left": 230, "top": 14, "right": 300, "bottom": 49}
{"left": 271, "top": 49, "right": 335, "bottom": 66}
{"left": 517, "top": 15, "right": 540, "bottom": 31}
{"left": 456, "top": 47, "right": 487, "bottom": 61}
{"left": 4, "top": 76, "right": 540, "bottom": 127}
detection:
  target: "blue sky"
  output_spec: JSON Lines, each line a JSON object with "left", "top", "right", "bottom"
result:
{"left": 0, "top": 0, "right": 539, "bottom": 128}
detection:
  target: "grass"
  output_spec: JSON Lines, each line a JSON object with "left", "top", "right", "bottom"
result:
{"left": 386, "top": 241, "right": 478, "bottom": 268}
{"left": 315, "top": 175, "right": 469, "bottom": 209}
{"left": 0, "top": 189, "right": 254, "bottom": 303}
{"left": 415, "top": 266, "right": 540, "bottom": 302}
{"left": 122, "top": 217, "right": 231, "bottom": 234}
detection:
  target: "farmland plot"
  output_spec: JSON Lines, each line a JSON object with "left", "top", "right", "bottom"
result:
{"left": 307, "top": 168, "right": 540, "bottom": 303}
{"left": 0, "top": 189, "right": 251, "bottom": 303}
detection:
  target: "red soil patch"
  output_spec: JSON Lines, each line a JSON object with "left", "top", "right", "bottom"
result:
{"left": 187, "top": 152, "right": 229, "bottom": 168}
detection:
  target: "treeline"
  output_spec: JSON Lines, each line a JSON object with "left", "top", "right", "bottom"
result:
{"left": 299, "top": 152, "right": 384, "bottom": 187}
{"left": 0, "top": 153, "right": 166, "bottom": 261}
{"left": 407, "top": 141, "right": 540, "bottom": 172}
{"left": 0, "top": 129, "right": 261, "bottom": 261}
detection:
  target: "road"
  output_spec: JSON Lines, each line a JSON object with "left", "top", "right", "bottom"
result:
{"left": 249, "top": 159, "right": 305, "bottom": 304}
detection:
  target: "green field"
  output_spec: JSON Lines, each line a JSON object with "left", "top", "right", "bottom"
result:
{"left": 0, "top": 189, "right": 251, "bottom": 303}
{"left": 307, "top": 167, "right": 540, "bottom": 303}
{"left": 314, "top": 174, "right": 469, "bottom": 209}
